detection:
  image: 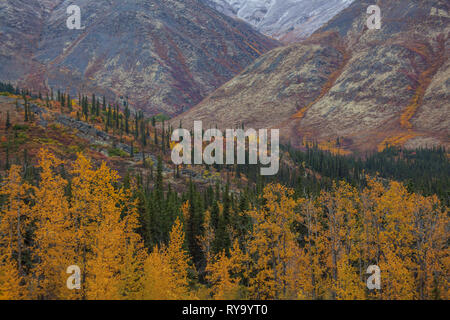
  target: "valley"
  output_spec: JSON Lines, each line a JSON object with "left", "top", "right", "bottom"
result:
{"left": 0, "top": 0, "right": 448, "bottom": 302}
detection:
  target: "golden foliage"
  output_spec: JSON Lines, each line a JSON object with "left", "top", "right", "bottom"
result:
{"left": 143, "top": 218, "right": 194, "bottom": 300}
{"left": 245, "top": 184, "right": 303, "bottom": 299}
{"left": 1, "top": 150, "right": 146, "bottom": 300}
{"left": 378, "top": 131, "right": 419, "bottom": 152}
{"left": 0, "top": 165, "right": 30, "bottom": 299}
{"left": 206, "top": 240, "right": 247, "bottom": 300}
{"left": 0, "top": 151, "right": 448, "bottom": 300}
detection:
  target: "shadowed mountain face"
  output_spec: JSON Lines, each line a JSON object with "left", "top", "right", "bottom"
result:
{"left": 0, "top": 0, "right": 61, "bottom": 83}
{"left": 175, "top": 0, "right": 449, "bottom": 152}
{"left": 0, "top": 0, "right": 278, "bottom": 116}
{"left": 203, "top": 0, "right": 354, "bottom": 42}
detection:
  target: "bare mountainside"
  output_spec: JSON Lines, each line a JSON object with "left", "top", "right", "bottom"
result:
{"left": 203, "top": 0, "right": 354, "bottom": 42}
{"left": 175, "top": 0, "right": 450, "bottom": 152}
{"left": 0, "top": 0, "right": 278, "bottom": 116}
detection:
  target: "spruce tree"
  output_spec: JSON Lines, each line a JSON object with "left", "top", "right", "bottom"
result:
{"left": 124, "top": 105, "right": 130, "bottom": 134}
{"left": 96, "top": 99, "right": 100, "bottom": 116}
{"left": 161, "top": 120, "right": 165, "bottom": 152}
{"left": 24, "top": 102, "right": 29, "bottom": 122}
{"left": 5, "top": 144, "right": 10, "bottom": 170}
{"left": 134, "top": 113, "right": 139, "bottom": 138}
{"left": 91, "top": 93, "right": 96, "bottom": 115}
{"left": 68, "top": 94, "right": 72, "bottom": 111}
{"left": 5, "top": 111, "right": 11, "bottom": 131}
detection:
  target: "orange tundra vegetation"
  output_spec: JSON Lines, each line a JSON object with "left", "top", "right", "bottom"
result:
{"left": 292, "top": 33, "right": 351, "bottom": 121}
{"left": 0, "top": 149, "right": 448, "bottom": 300}
{"left": 400, "top": 35, "right": 447, "bottom": 130}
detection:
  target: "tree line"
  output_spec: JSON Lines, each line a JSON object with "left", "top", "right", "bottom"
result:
{"left": 0, "top": 150, "right": 448, "bottom": 300}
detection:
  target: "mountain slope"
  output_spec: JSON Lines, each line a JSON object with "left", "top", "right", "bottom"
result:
{"left": 0, "top": 0, "right": 279, "bottom": 116}
{"left": 174, "top": 32, "right": 348, "bottom": 130}
{"left": 175, "top": 0, "right": 450, "bottom": 152}
{"left": 0, "top": 0, "right": 61, "bottom": 83}
{"left": 203, "top": 0, "right": 354, "bottom": 42}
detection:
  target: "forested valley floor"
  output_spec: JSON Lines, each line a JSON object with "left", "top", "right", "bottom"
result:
{"left": 0, "top": 83, "right": 448, "bottom": 300}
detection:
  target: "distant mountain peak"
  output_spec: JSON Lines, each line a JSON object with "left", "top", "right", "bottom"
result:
{"left": 203, "top": 0, "right": 354, "bottom": 42}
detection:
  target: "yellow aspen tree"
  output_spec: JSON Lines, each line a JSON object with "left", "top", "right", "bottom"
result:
{"left": 143, "top": 245, "right": 179, "bottom": 299}
{"left": 319, "top": 181, "right": 361, "bottom": 299}
{"left": 318, "top": 189, "right": 340, "bottom": 299}
{"left": 0, "top": 165, "right": 30, "bottom": 290}
{"left": 361, "top": 177, "right": 449, "bottom": 300}
{"left": 89, "top": 166, "right": 143, "bottom": 299}
{"left": 296, "top": 198, "right": 328, "bottom": 300}
{"left": 0, "top": 248, "right": 22, "bottom": 299}
{"left": 165, "top": 217, "right": 192, "bottom": 296}
{"left": 409, "top": 193, "right": 449, "bottom": 299}
{"left": 378, "top": 181, "right": 416, "bottom": 299}
{"left": 198, "top": 210, "right": 215, "bottom": 265}
{"left": 143, "top": 218, "right": 193, "bottom": 300}
{"left": 228, "top": 239, "right": 248, "bottom": 280}
{"left": 118, "top": 186, "right": 148, "bottom": 300}
{"left": 335, "top": 184, "right": 366, "bottom": 300}
{"left": 0, "top": 165, "right": 29, "bottom": 300}
{"left": 360, "top": 177, "right": 386, "bottom": 285}
{"left": 335, "top": 254, "right": 366, "bottom": 300}
{"left": 86, "top": 213, "right": 123, "bottom": 300}
{"left": 117, "top": 233, "right": 147, "bottom": 300}
{"left": 70, "top": 154, "right": 146, "bottom": 300}
{"left": 379, "top": 248, "right": 415, "bottom": 300}
{"left": 206, "top": 239, "right": 247, "bottom": 300}
{"left": 31, "top": 149, "right": 78, "bottom": 300}
{"left": 360, "top": 176, "right": 396, "bottom": 300}
{"left": 246, "top": 184, "right": 302, "bottom": 299}
{"left": 69, "top": 153, "right": 97, "bottom": 299}
{"left": 206, "top": 251, "right": 238, "bottom": 300}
